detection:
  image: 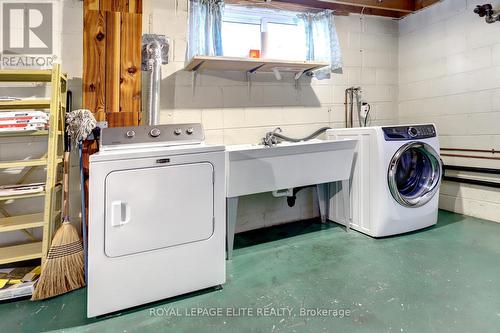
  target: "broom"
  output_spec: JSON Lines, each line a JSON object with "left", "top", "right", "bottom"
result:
{"left": 32, "top": 95, "right": 86, "bottom": 300}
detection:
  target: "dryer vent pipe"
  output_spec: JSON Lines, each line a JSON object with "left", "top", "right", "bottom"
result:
{"left": 142, "top": 34, "right": 169, "bottom": 126}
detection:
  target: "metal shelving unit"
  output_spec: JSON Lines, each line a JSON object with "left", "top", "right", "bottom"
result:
{"left": 0, "top": 65, "right": 66, "bottom": 266}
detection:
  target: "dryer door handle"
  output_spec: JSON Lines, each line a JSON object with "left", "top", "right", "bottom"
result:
{"left": 111, "top": 201, "right": 131, "bottom": 227}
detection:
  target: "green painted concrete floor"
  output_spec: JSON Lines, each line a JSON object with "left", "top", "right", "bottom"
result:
{"left": 1, "top": 210, "right": 500, "bottom": 333}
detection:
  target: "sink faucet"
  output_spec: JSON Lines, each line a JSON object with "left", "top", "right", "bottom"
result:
{"left": 262, "top": 127, "right": 282, "bottom": 147}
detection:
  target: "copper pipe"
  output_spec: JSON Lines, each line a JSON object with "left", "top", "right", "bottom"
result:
{"left": 350, "top": 89, "right": 354, "bottom": 128}
{"left": 344, "top": 89, "right": 348, "bottom": 128}
{"left": 441, "top": 153, "right": 500, "bottom": 161}
{"left": 441, "top": 148, "right": 497, "bottom": 154}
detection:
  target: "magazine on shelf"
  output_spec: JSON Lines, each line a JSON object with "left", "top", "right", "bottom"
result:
{"left": 0, "top": 183, "right": 45, "bottom": 197}
{"left": 0, "top": 123, "right": 48, "bottom": 132}
{"left": 0, "top": 111, "right": 49, "bottom": 119}
{"left": 0, "top": 266, "right": 41, "bottom": 301}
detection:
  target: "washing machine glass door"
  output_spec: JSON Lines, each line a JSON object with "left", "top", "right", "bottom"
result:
{"left": 104, "top": 162, "right": 214, "bottom": 258}
{"left": 388, "top": 142, "right": 442, "bottom": 208}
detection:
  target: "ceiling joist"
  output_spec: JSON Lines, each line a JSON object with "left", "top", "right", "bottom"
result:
{"left": 319, "top": 0, "right": 414, "bottom": 13}
{"left": 227, "top": 0, "right": 442, "bottom": 18}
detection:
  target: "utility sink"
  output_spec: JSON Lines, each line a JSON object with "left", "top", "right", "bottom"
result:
{"left": 226, "top": 139, "right": 358, "bottom": 198}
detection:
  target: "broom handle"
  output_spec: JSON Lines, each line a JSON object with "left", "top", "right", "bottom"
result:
{"left": 63, "top": 90, "right": 72, "bottom": 221}
{"left": 63, "top": 151, "right": 70, "bottom": 220}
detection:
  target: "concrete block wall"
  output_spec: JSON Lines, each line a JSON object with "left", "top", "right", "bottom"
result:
{"left": 145, "top": 0, "right": 399, "bottom": 231}
{"left": 398, "top": 0, "right": 500, "bottom": 222}
{"left": 7, "top": 0, "right": 497, "bottom": 247}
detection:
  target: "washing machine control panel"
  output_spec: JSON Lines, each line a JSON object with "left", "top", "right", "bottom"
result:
{"left": 382, "top": 125, "right": 436, "bottom": 141}
{"left": 100, "top": 123, "right": 204, "bottom": 150}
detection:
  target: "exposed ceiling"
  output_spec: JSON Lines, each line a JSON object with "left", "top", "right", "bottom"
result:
{"left": 226, "top": 0, "right": 442, "bottom": 18}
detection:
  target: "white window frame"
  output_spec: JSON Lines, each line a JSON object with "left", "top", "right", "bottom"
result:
{"left": 222, "top": 5, "right": 304, "bottom": 61}
{"left": 222, "top": 5, "right": 299, "bottom": 33}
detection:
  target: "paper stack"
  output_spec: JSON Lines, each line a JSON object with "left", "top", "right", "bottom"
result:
{"left": 0, "top": 111, "right": 49, "bottom": 132}
{"left": 0, "top": 266, "right": 41, "bottom": 301}
{"left": 0, "top": 183, "right": 45, "bottom": 197}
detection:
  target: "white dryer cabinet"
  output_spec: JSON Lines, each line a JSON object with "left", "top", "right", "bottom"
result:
{"left": 88, "top": 126, "right": 225, "bottom": 317}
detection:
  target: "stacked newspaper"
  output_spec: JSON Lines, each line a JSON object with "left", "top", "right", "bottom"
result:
{"left": 0, "top": 183, "right": 45, "bottom": 197}
{"left": 0, "top": 266, "right": 41, "bottom": 300}
{"left": 0, "top": 111, "right": 49, "bottom": 132}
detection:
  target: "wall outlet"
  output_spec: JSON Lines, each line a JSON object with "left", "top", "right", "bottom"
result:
{"left": 360, "top": 102, "right": 371, "bottom": 119}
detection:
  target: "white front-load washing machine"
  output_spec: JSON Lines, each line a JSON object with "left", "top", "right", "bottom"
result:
{"left": 88, "top": 123, "right": 225, "bottom": 317}
{"left": 326, "top": 124, "right": 442, "bottom": 237}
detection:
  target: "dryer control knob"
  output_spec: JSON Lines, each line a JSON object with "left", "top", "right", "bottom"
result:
{"left": 149, "top": 128, "right": 161, "bottom": 137}
{"left": 125, "top": 130, "right": 135, "bottom": 138}
{"left": 186, "top": 127, "right": 194, "bottom": 135}
{"left": 408, "top": 127, "right": 418, "bottom": 137}
{"left": 174, "top": 128, "right": 182, "bottom": 136}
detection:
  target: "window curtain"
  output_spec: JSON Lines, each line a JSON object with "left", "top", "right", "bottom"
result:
{"left": 297, "top": 10, "right": 343, "bottom": 79}
{"left": 187, "top": 0, "right": 224, "bottom": 60}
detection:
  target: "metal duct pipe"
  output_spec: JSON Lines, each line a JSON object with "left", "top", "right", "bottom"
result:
{"left": 142, "top": 34, "right": 169, "bottom": 126}
{"left": 146, "top": 42, "right": 162, "bottom": 126}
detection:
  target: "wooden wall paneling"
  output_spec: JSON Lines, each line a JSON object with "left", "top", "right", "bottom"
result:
{"left": 105, "top": 11, "right": 121, "bottom": 113}
{"left": 83, "top": 10, "right": 106, "bottom": 116}
{"left": 100, "top": 0, "right": 124, "bottom": 12}
{"left": 106, "top": 111, "right": 141, "bottom": 127}
{"left": 98, "top": 0, "right": 142, "bottom": 13}
{"left": 128, "top": 0, "right": 143, "bottom": 13}
{"left": 84, "top": 0, "right": 100, "bottom": 11}
{"left": 120, "top": 13, "right": 142, "bottom": 117}
{"left": 83, "top": 0, "right": 142, "bottom": 126}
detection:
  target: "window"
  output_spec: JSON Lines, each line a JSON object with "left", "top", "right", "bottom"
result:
{"left": 221, "top": 6, "right": 306, "bottom": 61}
{"left": 221, "top": 21, "right": 261, "bottom": 58}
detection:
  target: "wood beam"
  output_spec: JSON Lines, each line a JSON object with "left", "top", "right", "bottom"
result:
{"left": 318, "top": 0, "right": 414, "bottom": 13}
{"left": 271, "top": 0, "right": 406, "bottom": 17}
{"left": 414, "top": 0, "right": 440, "bottom": 11}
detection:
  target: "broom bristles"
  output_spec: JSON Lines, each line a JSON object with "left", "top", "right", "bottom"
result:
{"left": 32, "top": 222, "right": 85, "bottom": 300}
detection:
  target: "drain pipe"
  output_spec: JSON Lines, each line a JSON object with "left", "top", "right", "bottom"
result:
{"left": 142, "top": 34, "right": 169, "bottom": 126}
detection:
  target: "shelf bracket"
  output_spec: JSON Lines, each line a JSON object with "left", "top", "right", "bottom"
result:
{"left": 191, "top": 71, "right": 198, "bottom": 95}
{"left": 191, "top": 60, "right": 205, "bottom": 72}
{"left": 294, "top": 69, "right": 305, "bottom": 81}
{"left": 246, "top": 72, "right": 252, "bottom": 95}
{"left": 272, "top": 68, "right": 282, "bottom": 81}
{"left": 248, "top": 64, "right": 265, "bottom": 74}
{"left": 190, "top": 60, "right": 205, "bottom": 95}
{"left": 246, "top": 64, "right": 264, "bottom": 95}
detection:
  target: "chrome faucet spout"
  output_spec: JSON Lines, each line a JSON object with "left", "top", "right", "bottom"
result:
{"left": 262, "top": 127, "right": 282, "bottom": 147}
